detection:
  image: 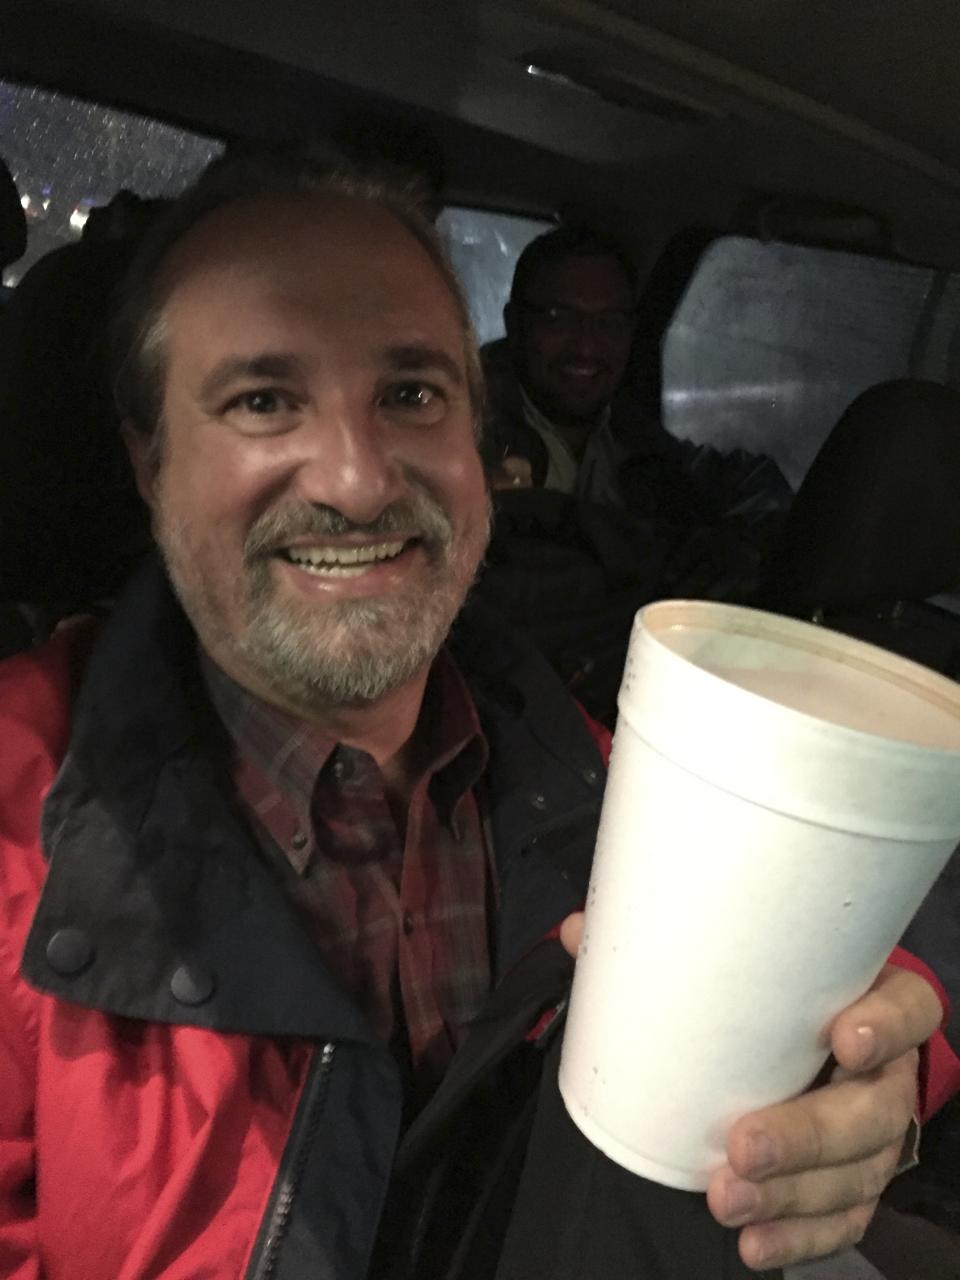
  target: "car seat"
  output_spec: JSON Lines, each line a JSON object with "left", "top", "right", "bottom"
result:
{"left": 762, "top": 378, "right": 960, "bottom": 678}
{"left": 762, "top": 378, "right": 960, "bottom": 1257}
{"left": 0, "top": 155, "right": 27, "bottom": 298}
{"left": 0, "top": 194, "right": 162, "bottom": 632}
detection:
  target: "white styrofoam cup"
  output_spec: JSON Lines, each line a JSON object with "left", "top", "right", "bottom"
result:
{"left": 558, "top": 600, "right": 960, "bottom": 1191}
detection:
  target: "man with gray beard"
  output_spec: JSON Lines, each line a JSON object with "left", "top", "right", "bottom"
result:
{"left": 0, "top": 152, "right": 951, "bottom": 1280}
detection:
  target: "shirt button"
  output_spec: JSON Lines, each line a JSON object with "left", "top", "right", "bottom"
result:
{"left": 331, "top": 756, "right": 353, "bottom": 782}
{"left": 46, "top": 927, "right": 94, "bottom": 976}
{"left": 582, "top": 767, "right": 601, "bottom": 787}
{"left": 291, "top": 830, "right": 308, "bottom": 851}
{"left": 402, "top": 911, "right": 415, "bottom": 936}
{"left": 529, "top": 791, "right": 547, "bottom": 811}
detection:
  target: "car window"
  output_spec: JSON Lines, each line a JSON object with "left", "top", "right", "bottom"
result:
{"left": 0, "top": 77, "right": 550, "bottom": 347}
{"left": 0, "top": 78, "right": 223, "bottom": 284}
{"left": 438, "top": 206, "right": 553, "bottom": 345}
{"left": 662, "top": 235, "right": 960, "bottom": 488}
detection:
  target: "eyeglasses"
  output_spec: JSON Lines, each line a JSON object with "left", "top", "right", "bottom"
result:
{"left": 519, "top": 303, "right": 636, "bottom": 342}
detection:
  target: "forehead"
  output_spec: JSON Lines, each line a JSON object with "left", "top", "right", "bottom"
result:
{"left": 158, "top": 194, "right": 463, "bottom": 360}
{"left": 526, "top": 254, "right": 634, "bottom": 309}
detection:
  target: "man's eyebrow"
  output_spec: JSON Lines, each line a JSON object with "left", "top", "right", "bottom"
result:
{"left": 197, "top": 354, "right": 306, "bottom": 401}
{"left": 383, "top": 345, "right": 465, "bottom": 387}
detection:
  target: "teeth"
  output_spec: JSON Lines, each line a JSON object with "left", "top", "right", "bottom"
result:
{"left": 292, "top": 562, "right": 372, "bottom": 578}
{"left": 286, "top": 540, "right": 406, "bottom": 570}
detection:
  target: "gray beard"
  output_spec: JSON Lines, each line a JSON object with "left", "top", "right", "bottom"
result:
{"left": 156, "top": 490, "right": 490, "bottom": 714}
{"left": 232, "top": 556, "right": 472, "bottom": 709}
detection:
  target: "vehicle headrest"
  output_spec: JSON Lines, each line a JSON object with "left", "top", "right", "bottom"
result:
{"left": 765, "top": 379, "right": 960, "bottom": 611}
{"left": 0, "top": 156, "right": 26, "bottom": 271}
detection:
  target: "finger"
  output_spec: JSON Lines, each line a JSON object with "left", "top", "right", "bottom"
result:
{"left": 559, "top": 912, "right": 584, "bottom": 957}
{"left": 726, "top": 1052, "right": 917, "bottom": 1178}
{"left": 737, "top": 1202, "right": 876, "bottom": 1271}
{"left": 708, "top": 1141, "right": 900, "bottom": 1228}
{"left": 830, "top": 965, "right": 941, "bottom": 1072}
{"left": 502, "top": 456, "right": 532, "bottom": 487}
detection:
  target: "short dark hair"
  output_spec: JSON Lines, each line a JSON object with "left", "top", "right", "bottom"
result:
{"left": 509, "top": 225, "right": 638, "bottom": 307}
{"left": 112, "top": 146, "right": 483, "bottom": 461}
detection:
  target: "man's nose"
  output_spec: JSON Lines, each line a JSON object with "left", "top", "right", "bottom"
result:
{"left": 568, "top": 320, "right": 602, "bottom": 359}
{"left": 293, "top": 402, "right": 405, "bottom": 523}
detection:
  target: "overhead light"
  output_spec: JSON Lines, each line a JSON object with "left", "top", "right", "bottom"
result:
{"left": 525, "top": 63, "right": 581, "bottom": 88}
{"left": 522, "top": 52, "right": 717, "bottom": 125}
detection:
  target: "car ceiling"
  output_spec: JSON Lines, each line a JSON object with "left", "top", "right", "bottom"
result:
{"left": 6, "top": 0, "right": 960, "bottom": 268}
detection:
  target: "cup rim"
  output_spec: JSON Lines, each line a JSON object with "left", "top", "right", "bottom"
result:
{"left": 639, "top": 599, "right": 960, "bottom": 751}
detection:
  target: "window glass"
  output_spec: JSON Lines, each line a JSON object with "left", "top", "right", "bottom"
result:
{"left": 0, "top": 79, "right": 551, "bottom": 342}
{"left": 1, "top": 79, "right": 223, "bottom": 285}
{"left": 438, "top": 206, "right": 554, "bottom": 346}
{"left": 662, "top": 236, "right": 960, "bottom": 487}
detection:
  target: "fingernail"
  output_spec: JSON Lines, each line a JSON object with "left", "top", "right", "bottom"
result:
{"left": 744, "top": 1132, "right": 778, "bottom": 1178}
{"left": 851, "top": 1024, "right": 878, "bottom": 1070}
{"left": 722, "top": 1180, "right": 760, "bottom": 1225}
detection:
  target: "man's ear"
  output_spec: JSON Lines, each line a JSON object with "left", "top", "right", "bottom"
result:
{"left": 122, "top": 422, "right": 158, "bottom": 509}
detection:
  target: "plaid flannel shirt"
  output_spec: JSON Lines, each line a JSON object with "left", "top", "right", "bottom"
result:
{"left": 202, "top": 648, "right": 492, "bottom": 1092}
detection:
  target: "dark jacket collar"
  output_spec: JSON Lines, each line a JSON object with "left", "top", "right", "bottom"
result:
{"left": 23, "top": 557, "right": 604, "bottom": 1036}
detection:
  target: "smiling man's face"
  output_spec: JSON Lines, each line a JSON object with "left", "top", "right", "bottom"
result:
{"left": 128, "top": 193, "right": 490, "bottom": 714}
{"left": 511, "top": 253, "right": 635, "bottom": 427}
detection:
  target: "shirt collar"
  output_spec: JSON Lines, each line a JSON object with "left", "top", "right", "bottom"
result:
{"left": 200, "top": 650, "right": 337, "bottom": 802}
{"left": 200, "top": 647, "right": 488, "bottom": 839}
{"left": 420, "top": 647, "right": 489, "bottom": 830}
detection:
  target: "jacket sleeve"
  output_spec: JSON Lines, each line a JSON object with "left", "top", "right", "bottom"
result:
{"left": 0, "top": 642, "right": 73, "bottom": 1280}
{"left": 888, "top": 943, "right": 960, "bottom": 1121}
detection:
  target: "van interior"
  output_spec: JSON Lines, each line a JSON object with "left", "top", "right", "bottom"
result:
{"left": 2, "top": 2, "right": 960, "bottom": 1271}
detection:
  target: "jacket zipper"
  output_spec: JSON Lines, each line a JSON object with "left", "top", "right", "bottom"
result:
{"left": 246, "top": 1042, "right": 337, "bottom": 1280}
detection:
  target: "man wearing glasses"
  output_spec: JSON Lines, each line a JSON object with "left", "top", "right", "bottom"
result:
{"left": 485, "top": 226, "right": 638, "bottom": 500}
{"left": 484, "top": 225, "right": 789, "bottom": 527}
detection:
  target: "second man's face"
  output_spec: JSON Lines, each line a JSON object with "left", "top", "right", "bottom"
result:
{"left": 513, "top": 254, "right": 636, "bottom": 426}
{"left": 130, "top": 193, "right": 490, "bottom": 714}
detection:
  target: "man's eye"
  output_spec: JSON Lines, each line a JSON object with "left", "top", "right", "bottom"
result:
{"left": 381, "top": 382, "right": 446, "bottom": 417}
{"left": 529, "top": 305, "right": 571, "bottom": 328}
{"left": 230, "top": 389, "right": 283, "bottom": 415}
{"left": 218, "top": 388, "right": 301, "bottom": 434}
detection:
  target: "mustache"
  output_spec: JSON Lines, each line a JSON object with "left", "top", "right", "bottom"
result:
{"left": 243, "top": 494, "right": 454, "bottom": 560}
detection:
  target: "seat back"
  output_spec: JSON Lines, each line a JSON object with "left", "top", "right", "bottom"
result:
{"left": 764, "top": 379, "right": 960, "bottom": 616}
{"left": 0, "top": 156, "right": 26, "bottom": 273}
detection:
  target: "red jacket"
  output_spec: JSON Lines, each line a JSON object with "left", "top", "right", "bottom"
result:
{"left": 2, "top": 576, "right": 958, "bottom": 1279}
{"left": 1, "top": 630, "right": 310, "bottom": 1279}
{"left": 0, "top": 576, "right": 611, "bottom": 1280}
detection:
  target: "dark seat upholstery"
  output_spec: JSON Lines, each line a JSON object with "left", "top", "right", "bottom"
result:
{"left": 764, "top": 379, "right": 960, "bottom": 615}
{"left": 0, "top": 156, "right": 31, "bottom": 655}
{"left": 0, "top": 156, "right": 26, "bottom": 278}
{"left": 0, "top": 197, "right": 162, "bottom": 626}
{"left": 763, "top": 379, "right": 960, "bottom": 1254}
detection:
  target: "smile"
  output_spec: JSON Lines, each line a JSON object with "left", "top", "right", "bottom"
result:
{"left": 281, "top": 539, "right": 412, "bottom": 578}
